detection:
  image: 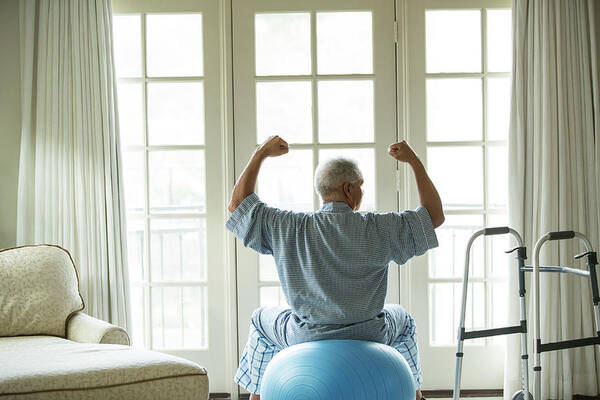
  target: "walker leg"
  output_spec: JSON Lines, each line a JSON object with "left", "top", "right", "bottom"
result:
{"left": 453, "top": 336, "right": 464, "bottom": 400}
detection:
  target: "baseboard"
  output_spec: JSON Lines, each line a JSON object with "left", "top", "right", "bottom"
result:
{"left": 227, "top": 390, "right": 503, "bottom": 399}
{"left": 422, "top": 389, "right": 502, "bottom": 398}
{"left": 219, "top": 390, "right": 600, "bottom": 399}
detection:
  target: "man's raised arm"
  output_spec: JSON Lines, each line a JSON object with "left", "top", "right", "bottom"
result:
{"left": 228, "top": 135, "right": 289, "bottom": 213}
{"left": 388, "top": 140, "right": 445, "bottom": 228}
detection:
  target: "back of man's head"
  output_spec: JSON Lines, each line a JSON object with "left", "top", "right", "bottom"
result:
{"left": 314, "top": 158, "right": 363, "bottom": 199}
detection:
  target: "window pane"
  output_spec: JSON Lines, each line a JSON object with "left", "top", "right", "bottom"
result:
{"left": 317, "top": 12, "right": 373, "bottom": 74}
{"left": 318, "top": 80, "right": 374, "bottom": 143}
{"left": 113, "top": 15, "right": 142, "bottom": 78}
{"left": 122, "top": 151, "right": 145, "bottom": 213}
{"left": 429, "top": 214, "right": 484, "bottom": 278}
{"left": 260, "top": 286, "right": 289, "bottom": 308}
{"left": 258, "top": 149, "right": 313, "bottom": 212}
{"left": 426, "top": 10, "right": 481, "bottom": 73}
{"left": 152, "top": 286, "right": 207, "bottom": 349}
{"left": 259, "top": 255, "right": 279, "bottom": 282}
{"left": 149, "top": 150, "right": 206, "bottom": 213}
{"left": 430, "top": 282, "right": 485, "bottom": 345}
{"left": 147, "top": 82, "right": 204, "bottom": 145}
{"left": 146, "top": 14, "right": 203, "bottom": 77}
{"left": 127, "top": 218, "right": 145, "bottom": 282}
{"left": 427, "top": 146, "right": 483, "bottom": 208}
{"left": 487, "top": 76, "right": 511, "bottom": 140}
{"left": 427, "top": 78, "right": 482, "bottom": 141}
{"left": 150, "top": 218, "right": 206, "bottom": 281}
{"left": 130, "top": 286, "right": 145, "bottom": 347}
{"left": 487, "top": 10, "right": 512, "bottom": 73}
{"left": 256, "top": 81, "right": 312, "bottom": 144}
{"left": 490, "top": 282, "right": 508, "bottom": 344}
{"left": 117, "top": 82, "right": 144, "bottom": 146}
{"left": 255, "top": 13, "right": 311, "bottom": 76}
{"left": 487, "top": 145, "right": 508, "bottom": 208}
{"left": 319, "top": 148, "right": 375, "bottom": 212}
{"left": 486, "top": 230, "right": 511, "bottom": 279}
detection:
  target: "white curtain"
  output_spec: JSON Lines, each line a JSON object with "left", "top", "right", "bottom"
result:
{"left": 505, "top": 0, "right": 600, "bottom": 398}
{"left": 17, "top": 0, "right": 130, "bottom": 332}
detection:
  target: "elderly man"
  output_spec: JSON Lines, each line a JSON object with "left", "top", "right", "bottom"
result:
{"left": 226, "top": 136, "right": 444, "bottom": 400}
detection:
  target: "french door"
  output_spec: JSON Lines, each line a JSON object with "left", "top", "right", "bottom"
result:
{"left": 405, "top": 0, "right": 512, "bottom": 390}
{"left": 232, "top": 0, "right": 399, "bottom": 389}
{"left": 112, "top": 0, "right": 231, "bottom": 391}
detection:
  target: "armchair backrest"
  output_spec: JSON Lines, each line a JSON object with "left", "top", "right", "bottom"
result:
{"left": 0, "top": 245, "right": 84, "bottom": 338}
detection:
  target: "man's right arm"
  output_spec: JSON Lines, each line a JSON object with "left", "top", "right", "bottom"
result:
{"left": 228, "top": 135, "right": 288, "bottom": 213}
{"left": 389, "top": 141, "right": 445, "bottom": 228}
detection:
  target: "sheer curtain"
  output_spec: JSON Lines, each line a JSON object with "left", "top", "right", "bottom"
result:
{"left": 505, "top": 0, "right": 600, "bottom": 398}
{"left": 17, "top": 0, "right": 130, "bottom": 331}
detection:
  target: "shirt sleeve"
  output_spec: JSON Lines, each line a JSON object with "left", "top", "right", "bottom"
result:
{"left": 225, "top": 193, "right": 282, "bottom": 255}
{"left": 387, "top": 206, "right": 439, "bottom": 265}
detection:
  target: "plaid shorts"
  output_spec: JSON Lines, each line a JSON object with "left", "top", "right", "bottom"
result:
{"left": 234, "top": 311, "right": 422, "bottom": 395}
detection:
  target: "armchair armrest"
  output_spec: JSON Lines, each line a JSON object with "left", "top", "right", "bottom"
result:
{"left": 66, "top": 312, "right": 130, "bottom": 345}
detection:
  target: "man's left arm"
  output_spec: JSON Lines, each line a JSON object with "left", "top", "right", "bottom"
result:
{"left": 228, "top": 135, "right": 289, "bottom": 213}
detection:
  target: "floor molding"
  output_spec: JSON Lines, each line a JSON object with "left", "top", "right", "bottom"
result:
{"left": 422, "top": 389, "right": 502, "bottom": 398}
{"left": 218, "top": 390, "right": 600, "bottom": 399}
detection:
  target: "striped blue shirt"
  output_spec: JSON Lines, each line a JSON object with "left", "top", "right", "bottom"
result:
{"left": 226, "top": 193, "right": 438, "bottom": 327}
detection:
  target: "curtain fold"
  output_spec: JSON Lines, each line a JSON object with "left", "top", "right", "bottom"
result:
{"left": 17, "top": 0, "right": 130, "bottom": 332}
{"left": 506, "top": 0, "right": 600, "bottom": 398}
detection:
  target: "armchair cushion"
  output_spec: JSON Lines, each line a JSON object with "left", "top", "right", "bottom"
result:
{"left": 0, "top": 336, "right": 209, "bottom": 399}
{"left": 67, "top": 312, "right": 130, "bottom": 345}
{"left": 0, "top": 245, "right": 84, "bottom": 338}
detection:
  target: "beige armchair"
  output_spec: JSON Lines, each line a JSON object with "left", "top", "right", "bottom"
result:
{"left": 0, "top": 244, "right": 209, "bottom": 399}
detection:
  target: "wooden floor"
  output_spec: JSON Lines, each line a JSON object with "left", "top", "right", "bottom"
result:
{"left": 213, "top": 393, "right": 600, "bottom": 400}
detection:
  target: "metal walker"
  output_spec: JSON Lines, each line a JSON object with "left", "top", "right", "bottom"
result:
{"left": 532, "top": 231, "right": 600, "bottom": 400}
{"left": 453, "top": 227, "right": 530, "bottom": 400}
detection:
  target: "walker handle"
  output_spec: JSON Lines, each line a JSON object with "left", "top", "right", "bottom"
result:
{"left": 484, "top": 227, "right": 510, "bottom": 236}
{"left": 547, "top": 230, "right": 575, "bottom": 241}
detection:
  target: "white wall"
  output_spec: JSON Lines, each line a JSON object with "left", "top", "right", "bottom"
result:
{"left": 0, "top": 0, "right": 21, "bottom": 249}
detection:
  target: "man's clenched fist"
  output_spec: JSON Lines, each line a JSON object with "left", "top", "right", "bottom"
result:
{"left": 257, "top": 135, "right": 289, "bottom": 158}
{"left": 388, "top": 140, "right": 418, "bottom": 164}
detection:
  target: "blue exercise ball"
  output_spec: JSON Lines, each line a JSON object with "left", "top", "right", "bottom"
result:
{"left": 261, "top": 339, "right": 416, "bottom": 400}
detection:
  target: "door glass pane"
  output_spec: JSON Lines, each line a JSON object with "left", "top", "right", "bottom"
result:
{"left": 486, "top": 229, "right": 510, "bottom": 279}
{"left": 151, "top": 286, "right": 207, "bottom": 349}
{"left": 317, "top": 12, "right": 373, "bottom": 74}
{"left": 113, "top": 15, "right": 142, "bottom": 78}
{"left": 487, "top": 10, "right": 512, "bottom": 73}
{"left": 258, "top": 149, "right": 313, "bottom": 212}
{"left": 130, "top": 286, "right": 145, "bottom": 347}
{"left": 426, "top": 78, "right": 482, "bottom": 141}
{"left": 122, "top": 151, "right": 145, "bottom": 213}
{"left": 146, "top": 14, "right": 203, "bottom": 77}
{"left": 487, "top": 145, "right": 508, "bottom": 208}
{"left": 427, "top": 146, "right": 483, "bottom": 208}
{"left": 259, "top": 255, "right": 279, "bottom": 282}
{"left": 487, "top": 77, "right": 511, "bottom": 141}
{"left": 127, "top": 217, "right": 145, "bottom": 282}
{"left": 319, "top": 148, "right": 375, "bottom": 211}
{"left": 426, "top": 10, "right": 481, "bottom": 73}
{"left": 318, "top": 80, "right": 374, "bottom": 143}
{"left": 147, "top": 82, "right": 204, "bottom": 145}
{"left": 117, "top": 82, "right": 144, "bottom": 146}
{"left": 491, "top": 282, "right": 508, "bottom": 338}
{"left": 150, "top": 218, "right": 206, "bottom": 281}
{"left": 256, "top": 81, "right": 312, "bottom": 144}
{"left": 260, "top": 286, "right": 289, "bottom": 308}
{"left": 255, "top": 13, "right": 311, "bottom": 76}
{"left": 430, "top": 282, "right": 485, "bottom": 346}
{"left": 429, "top": 214, "right": 483, "bottom": 278}
{"left": 149, "top": 150, "right": 206, "bottom": 213}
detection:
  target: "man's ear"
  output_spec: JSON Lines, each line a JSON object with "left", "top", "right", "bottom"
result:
{"left": 342, "top": 182, "right": 352, "bottom": 199}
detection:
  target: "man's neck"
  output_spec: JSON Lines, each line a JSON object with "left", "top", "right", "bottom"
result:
{"left": 321, "top": 198, "right": 354, "bottom": 210}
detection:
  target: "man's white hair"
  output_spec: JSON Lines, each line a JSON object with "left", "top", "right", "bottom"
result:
{"left": 314, "top": 157, "right": 363, "bottom": 197}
